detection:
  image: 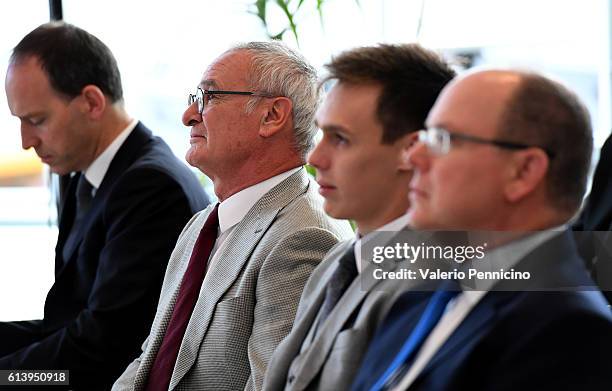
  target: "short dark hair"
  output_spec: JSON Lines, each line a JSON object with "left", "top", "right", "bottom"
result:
{"left": 10, "top": 22, "right": 123, "bottom": 102}
{"left": 500, "top": 73, "right": 593, "bottom": 213}
{"left": 323, "top": 43, "right": 456, "bottom": 143}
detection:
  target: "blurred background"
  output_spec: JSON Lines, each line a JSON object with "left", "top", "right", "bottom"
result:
{"left": 0, "top": 0, "right": 610, "bottom": 320}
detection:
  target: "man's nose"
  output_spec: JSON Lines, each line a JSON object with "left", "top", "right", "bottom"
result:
{"left": 20, "top": 124, "right": 39, "bottom": 150}
{"left": 182, "top": 102, "right": 202, "bottom": 127}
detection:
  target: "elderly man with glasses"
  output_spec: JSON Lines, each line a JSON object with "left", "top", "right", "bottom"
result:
{"left": 112, "top": 42, "right": 352, "bottom": 391}
{"left": 352, "top": 69, "right": 612, "bottom": 391}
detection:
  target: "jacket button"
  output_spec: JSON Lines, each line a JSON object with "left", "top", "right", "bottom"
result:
{"left": 288, "top": 375, "right": 295, "bottom": 384}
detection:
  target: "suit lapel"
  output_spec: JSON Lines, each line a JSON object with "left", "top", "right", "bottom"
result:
{"left": 417, "top": 291, "right": 513, "bottom": 379}
{"left": 132, "top": 205, "right": 217, "bottom": 390}
{"left": 415, "top": 230, "right": 587, "bottom": 384}
{"left": 292, "top": 231, "right": 416, "bottom": 389}
{"left": 307, "top": 244, "right": 354, "bottom": 332}
{"left": 294, "top": 250, "right": 404, "bottom": 389}
{"left": 56, "top": 123, "right": 152, "bottom": 271}
{"left": 169, "top": 169, "right": 310, "bottom": 389}
{"left": 286, "top": 242, "right": 352, "bottom": 352}
{"left": 58, "top": 190, "right": 103, "bottom": 269}
{"left": 293, "top": 278, "right": 369, "bottom": 389}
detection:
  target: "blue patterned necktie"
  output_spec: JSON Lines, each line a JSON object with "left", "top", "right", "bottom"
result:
{"left": 369, "top": 287, "right": 461, "bottom": 391}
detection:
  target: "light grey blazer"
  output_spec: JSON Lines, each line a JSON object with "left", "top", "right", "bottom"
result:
{"left": 112, "top": 169, "right": 353, "bottom": 391}
{"left": 263, "top": 228, "right": 424, "bottom": 391}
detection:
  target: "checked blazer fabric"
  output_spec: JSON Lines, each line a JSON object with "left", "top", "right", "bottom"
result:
{"left": 262, "top": 229, "right": 435, "bottom": 391}
{"left": 145, "top": 204, "right": 219, "bottom": 391}
{"left": 112, "top": 169, "right": 353, "bottom": 391}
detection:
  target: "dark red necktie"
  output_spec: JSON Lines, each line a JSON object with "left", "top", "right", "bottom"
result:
{"left": 145, "top": 204, "right": 219, "bottom": 391}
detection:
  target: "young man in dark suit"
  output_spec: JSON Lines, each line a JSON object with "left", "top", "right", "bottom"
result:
{"left": 352, "top": 70, "right": 612, "bottom": 391}
{"left": 1, "top": 22, "right": 210, "bottom": 390}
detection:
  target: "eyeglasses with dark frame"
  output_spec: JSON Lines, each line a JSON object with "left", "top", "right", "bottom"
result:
{"left": 418, "top": 127, "right": 555, "bottom": 158}
{"left": 187, "top": 86, "right": 275, "bottom": 114}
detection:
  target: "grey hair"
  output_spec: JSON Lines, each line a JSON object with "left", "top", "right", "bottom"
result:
{"left": 226, "top": 41, "right": 319, "bottom": 158}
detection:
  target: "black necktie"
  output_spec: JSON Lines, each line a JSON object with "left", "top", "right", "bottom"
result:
{"left": 61, "top": 174, "right": 94, "bottom": 263}
{"left": 75, "top": 174, "right": 94, "bottom": 216}
{"left": 318, "top": 244, "right": 358, "bottom": 327}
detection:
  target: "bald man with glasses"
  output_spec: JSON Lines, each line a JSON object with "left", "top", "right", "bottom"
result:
{"left": 352, "top": 70, "right": 612, "bottom": 391}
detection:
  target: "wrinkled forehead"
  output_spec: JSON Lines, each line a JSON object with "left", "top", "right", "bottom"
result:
{"left": 199, "top": 50, "right": 252, "bottom": 90}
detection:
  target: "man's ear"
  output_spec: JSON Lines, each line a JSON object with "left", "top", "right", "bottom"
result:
{"left": 259, "top": 97, "right": 293, "bottom": 138}
{"left": 504, "top": 148, "right": 549, "bottom": 203}
{"left": 398, "top": 132, "right": 419, "bottom": 171}
{"left": 78, "top": 85, "right": 106, "bottom": 120}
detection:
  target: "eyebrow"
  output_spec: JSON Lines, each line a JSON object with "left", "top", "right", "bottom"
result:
{"left": 315, "top": 121, "right": 350, "bottom": 134}
{"left": 17, "top": 111, "right": 45, "bottom": 120}
{"left": 199, "top": 80, "right": 219, "bottom": 90}
{"left": 425, "top": 121, "right": 454, "bottom": 131}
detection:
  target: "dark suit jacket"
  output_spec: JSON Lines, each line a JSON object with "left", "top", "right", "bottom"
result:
{"left": 574, "top": 131, "right": 612, "bottom": 231}
{"left": 0, "top": 122, "right": 210, "bottom": 390}
{"left": 573, "top": 132, "right": 612, "bottom": 302}
{"left": 352, "top": 230, "right": 612, "bottom": 391}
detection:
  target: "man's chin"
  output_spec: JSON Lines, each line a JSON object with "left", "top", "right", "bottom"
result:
{"left": 48, "top": 165, "right": 70, "bottom": 176}
{"left": 406, "top": 210, "right": 433, "bottom": 230}
{"left": 322, "top": 202, "right": 352, "bottom": 222}
{"left": 322, "top": 202, "right": 339, "bottom": 218}
{"left": 185, "top": 151, "right": 202, "bottom": 168}
{"left": 185, "top": 156, "right": 210, "bottom": 177}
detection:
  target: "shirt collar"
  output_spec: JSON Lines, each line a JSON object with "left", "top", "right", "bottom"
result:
{"left": 217, "top": 166, "right": 302, "bottom": 233}
{"left": 354, "top": 212, "right": 411, "bottom": 273}
{"left": 83, "top": 119, "right": 138, "bottom": 189}
{"left": 356, "top": 212, "right": 411, "bottom": 241}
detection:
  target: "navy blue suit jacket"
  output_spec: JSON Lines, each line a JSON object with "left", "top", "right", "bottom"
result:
{"left": 573, "top": 132, "right": 612, "bottom": 303}
{"left": 574, "top": 132, "right": 612, "bottom": 231}
{"left": 352, "top": 230, "right": 612, "bottom": 391}
{"left": 0, "top": 123, "right": 210, "bottom": 390}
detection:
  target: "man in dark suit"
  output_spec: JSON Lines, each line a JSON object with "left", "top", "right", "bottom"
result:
{"left": 1, "top": 22, "right": 209, "bottom": 390}
{"left": 573, "top": 132, "right": 612, "bottom": 302}
{"left": 262, "top": 44, "right": 455, "bottom": 391}
{"left": 352, "top": 70, "right": 612, "bottom": 390}
{"left": 575, "top": 131, "right": 612, "bottom": 231}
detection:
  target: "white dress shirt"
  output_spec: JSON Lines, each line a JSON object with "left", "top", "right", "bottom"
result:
{"left": 354, "top": 213, "right": 411, "bottom": 273}
{"left": 391, "top": 226, "right": 566, "bottom": 391}
{"left": 82, "top": 118, "right": 138, "bottom": 195}
{"left": 204, "top": 166, "right": 302, "bottom": 273}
